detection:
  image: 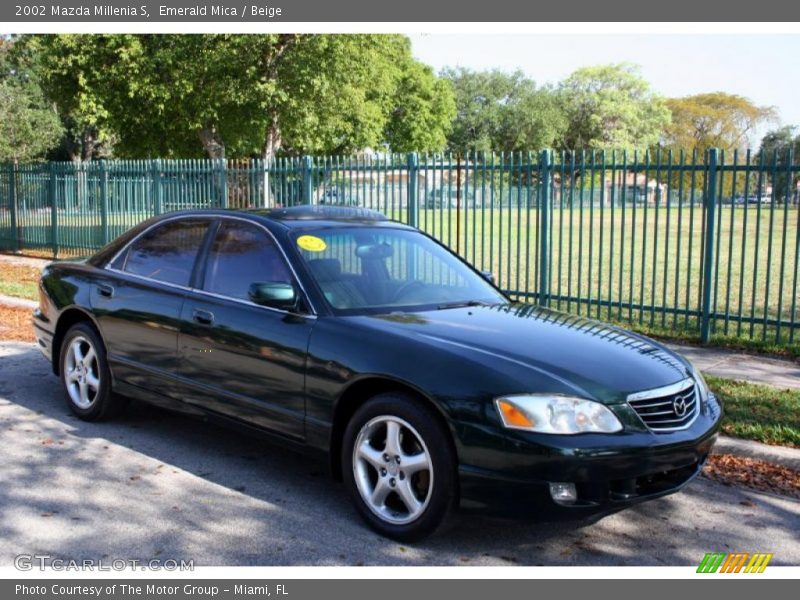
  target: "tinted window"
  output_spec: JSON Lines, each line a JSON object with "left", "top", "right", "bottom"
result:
{"left": 203, "top": 221, "right": 292, "bottom": 301}
{"left": 121, "top": 219, "right": 209, "bottom": 286}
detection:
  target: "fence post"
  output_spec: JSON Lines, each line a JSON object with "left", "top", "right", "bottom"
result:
{"left": 100, "top": 160, "right": 110, "bottom": 245}
{"left": 538, "top": 149, "right": 552, "bottom": 307}
{"left": 151, "top": 159, "right": 163, "bottom": 215}
{"left": 302, "top": 156, "right": 314, "bottom": 205}
{"left": 49, "top": 162, "right": 59, "bottom": 258}
{"left": 218, "top": 158, "right": 229, "bottom": 208}
{"left": 9, "top": 162, "right": 19, "bottom": 252}
{"left": 700, "top": 148, "right": 719, "bottom": 343}
{"left": 407, "top": 152, "right": 419, "bottom": 228}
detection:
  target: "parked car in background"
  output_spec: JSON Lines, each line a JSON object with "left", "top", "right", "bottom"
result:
{"left": 33, "top": 206, "right": 722, "bottom": 541}
{"left": 424, "top": 188, "right": 478, "bottom": 209}
{"left": 319, "top": 187, "right": 359, "bottom": 206}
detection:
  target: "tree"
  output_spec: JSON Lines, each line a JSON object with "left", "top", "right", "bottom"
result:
{"left": 759, "top": 126, "right": 800, "bottom": 156}
{"left": 442, "top": 68, "right": 565, "bottom": 153}
{"left": 559, "top": 63, "right": 670, "bottom": 151}
{"left": 17, "top": 35, "right": 116, "bottom": 161}
{"left": 384, "top": 61, "right": 455, "bottom": 153}
{"left": 21, "top": 34, "right": 455, "bottom": 160}
{"left": 0, "top": 38, "right": 62, "bottom": 162}
{"left": 663, "top": 92, "right": 777, "bottom": 153}
{"left": 759, "top": 126, "right": 800, "bottom": 203}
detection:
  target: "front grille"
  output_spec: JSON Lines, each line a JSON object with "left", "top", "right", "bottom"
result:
{"left": 627, "top": 378, "right": 698, "bottom": 432}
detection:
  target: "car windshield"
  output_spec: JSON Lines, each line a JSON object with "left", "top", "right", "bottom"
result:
{"left": 293, "top": 227, "right": 507, "bottom": 314}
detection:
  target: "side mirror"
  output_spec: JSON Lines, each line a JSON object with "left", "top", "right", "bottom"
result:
{"left": 248, "top": 282, "right": 297, "bottom": 309}
{"left": 481, "top": 271, "right": 495, "bottom": 284}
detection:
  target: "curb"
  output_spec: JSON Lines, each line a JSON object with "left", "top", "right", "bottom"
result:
{"left": 0, "top": 294, "right": 37, "bottom": 310}
{"left": 713, "top": 435, "right": 800, "bottom": 471}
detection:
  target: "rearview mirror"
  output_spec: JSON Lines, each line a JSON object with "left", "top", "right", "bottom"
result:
{"left": 481, "top": 271, "right": 495, "bottom": 284}
{"left": 355, "top": 243, "right": 394, "bottom": 260}
{"left": 248, "top": 282, "right": 297, "bottom": 309}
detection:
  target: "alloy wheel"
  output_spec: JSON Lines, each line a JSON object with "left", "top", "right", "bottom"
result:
{"left": 64, "top": 335, "right": 101, "bottom": 409}
{"left": 352, "top": 415, "right": 433, "bottom": 525}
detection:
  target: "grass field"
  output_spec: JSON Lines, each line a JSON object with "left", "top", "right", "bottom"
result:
{"left": 2, "top": 204, "right": 798, "bottom": 353}
{"left": 411, "top": 206, "right": 799, "bottom": 352}
{"left": 707, "top": 374, "right": 800, "bottom": 448}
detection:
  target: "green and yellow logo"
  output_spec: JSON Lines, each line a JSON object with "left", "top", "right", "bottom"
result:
{"left": 697, "top": 552, "right": 773, "bottom": 573}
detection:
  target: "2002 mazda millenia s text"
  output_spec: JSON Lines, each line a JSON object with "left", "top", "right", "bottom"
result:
{"left": 33, "top": 206, "right": 722, "bottom": 541}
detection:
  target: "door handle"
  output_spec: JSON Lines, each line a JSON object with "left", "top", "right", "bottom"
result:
{"left": 96, "top": 284, "right": 114, "bottom": 298}
{"left": 192, "top": 309, "right": 215, "bottom": 325}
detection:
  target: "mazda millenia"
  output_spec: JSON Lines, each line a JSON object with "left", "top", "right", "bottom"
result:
{"left": 33, "top": 206, "right": 722, "bottom": 541}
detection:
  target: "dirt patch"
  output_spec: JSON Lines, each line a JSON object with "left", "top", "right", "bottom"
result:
{"left": 0, "top": 259, "right": 43, "bottom": 302}
{"left": 0, "top": 252, "right": 51, "bottom": 268}
{"left": 703, "top": 453, "right": 800, "bottom": 499}
{"left": 0, "top": 305, "right": 36, "bottom": 342}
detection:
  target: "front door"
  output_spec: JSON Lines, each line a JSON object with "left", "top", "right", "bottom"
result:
{"left": 177, "top": 219, "right": 313, "bottom": 439}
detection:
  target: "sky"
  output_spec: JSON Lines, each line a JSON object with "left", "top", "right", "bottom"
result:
{"left": 410, "top": 34, "right": 800, "bottom": 145}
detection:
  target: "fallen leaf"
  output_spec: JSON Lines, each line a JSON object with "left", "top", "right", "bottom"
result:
{"left": 703, "top": 454, "right": 800, "bottom": 499}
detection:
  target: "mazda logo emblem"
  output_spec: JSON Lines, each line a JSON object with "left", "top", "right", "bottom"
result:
{"left": 673, "top": 394, "right": 688, "bottom": 417}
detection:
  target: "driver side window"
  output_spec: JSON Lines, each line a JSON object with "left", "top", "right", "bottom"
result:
{"left": 203, "top": 221, "right": 293, "bottom": 302}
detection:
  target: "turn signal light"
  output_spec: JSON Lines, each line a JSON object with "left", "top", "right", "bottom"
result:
{"left": 496, "top": 399, "right": 535, "bottom": 429}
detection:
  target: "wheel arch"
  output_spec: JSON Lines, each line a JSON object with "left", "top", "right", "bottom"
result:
{"left": 51, "top": 307, "right": 103, "bottom": 376}
{"left": 329, "top": 375, "right": 457, "bottom": 481}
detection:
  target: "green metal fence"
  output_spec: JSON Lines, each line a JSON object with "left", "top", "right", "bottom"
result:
{"left": 1, "top": 150, "right": 798, "bottom": 348}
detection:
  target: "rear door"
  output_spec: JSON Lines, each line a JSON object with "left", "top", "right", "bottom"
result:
{"left": 93, "top": 218, "right": 211, "bottom": 398}
{"left": 177, "top": 219, "right": 314, "bottom": 439}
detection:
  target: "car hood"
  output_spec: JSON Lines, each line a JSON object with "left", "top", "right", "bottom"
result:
{"left": 351, "top": 303, "right": 693, "bottom": 403}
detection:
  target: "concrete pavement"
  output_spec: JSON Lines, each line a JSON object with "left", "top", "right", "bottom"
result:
{"left": 0, "top": 340, "right": 798, "bottom": 566}
{"left": 666, "top": 342, "right": 800, "bottom": 390}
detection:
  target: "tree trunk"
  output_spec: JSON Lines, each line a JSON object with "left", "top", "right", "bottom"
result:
{"left": 257, "top": 35, "right": 299, "bottom": 207}
{"left": 262, "top": 115, "right": 282, "bottom": 162}
{"left": 198, "top": 125, "right": 226, "bottom": 159}
{"left": 261, "top": 115, "right": 282, "bottom": 207}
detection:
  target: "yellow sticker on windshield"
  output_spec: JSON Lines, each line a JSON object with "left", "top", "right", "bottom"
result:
{"left": 297, "top": 235, "right": 327, "bottom": 252}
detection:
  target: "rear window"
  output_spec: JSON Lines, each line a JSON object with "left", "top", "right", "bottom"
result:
{"left": 118, "top": 219, "right": 209, "bottom": 287}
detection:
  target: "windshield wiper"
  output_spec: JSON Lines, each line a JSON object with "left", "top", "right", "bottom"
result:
{"left": 436, "top": 300, "right": 492, "bottom": 310}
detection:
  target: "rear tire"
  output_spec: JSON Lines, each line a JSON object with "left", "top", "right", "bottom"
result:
{"left": 341, "top": 392, "right": 458, "bottom": 542}
{"left": 59, "top": 322, "right": 125, "bottom": 421}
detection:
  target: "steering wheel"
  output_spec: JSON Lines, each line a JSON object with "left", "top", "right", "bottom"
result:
{"left": 391, "top": 280, "right": 426, "bottom": 303}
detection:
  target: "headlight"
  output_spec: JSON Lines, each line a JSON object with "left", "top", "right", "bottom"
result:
{"left": 494, "top": 395, "right": 623, "bottom": 434}
{"left": 691, "top": 363, "right": 711, "bottom": 410}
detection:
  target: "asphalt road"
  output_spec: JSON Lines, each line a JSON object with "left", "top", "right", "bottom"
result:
{"left": 1, "top": 341, "right": 798, "bottom": 567}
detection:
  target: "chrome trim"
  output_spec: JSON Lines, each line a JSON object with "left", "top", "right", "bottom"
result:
{"left": 187, "top": 286, "right": 318, "bottom": 319}
{"left": 627, "top": 378, "right": 700, "bottom": 432}
{"left": 626, "top": 377, "right": 694, "bottom": 402}
{"left": 103, "top": 212, "right": 318, "bottom": 317}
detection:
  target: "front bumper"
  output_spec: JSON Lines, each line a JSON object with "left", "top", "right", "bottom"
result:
{"left": 457, "top": 394, "right": 722, "bottom": 519}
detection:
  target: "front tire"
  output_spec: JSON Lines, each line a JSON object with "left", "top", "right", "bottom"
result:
{"left": 59, "top": 322, "right": 124, "bottom": 421}
{"left": 342, "top": 392, "right": 457, "bottom": 542}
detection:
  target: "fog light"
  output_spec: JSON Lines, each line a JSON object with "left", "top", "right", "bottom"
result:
{"left": 549, "top": 482, "right": 577, "bottom": 504}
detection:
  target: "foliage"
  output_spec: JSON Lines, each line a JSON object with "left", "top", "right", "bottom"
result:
{"left": 18, "top": 34, "right": 455, "bottom": 160}
{"left": 759, "top": 126, "right": 800, "bottom": 202}
{"left": 0, "top": 38, "right": 63, "bottom": 162}
{"left": 385, "top": 61, "right": 455, "bottom": 153}
{"left": 442, "top": 68, "right": 566, "bottom": 153}
{"left": 17, "top": 35, "right": 115, "bottom": 160}
{"left": 558, "top": 63, "right": 670, "bottom": 152}
{"left": 663, "top": 92, "right": 777, "bottom": 153}
{"left": 760, "top": 125, "right": 800, "bottom": 156}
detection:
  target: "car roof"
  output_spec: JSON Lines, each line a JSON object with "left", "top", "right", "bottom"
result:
{"left": 158, "top": 205, "right": 411, "bottom": 230}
